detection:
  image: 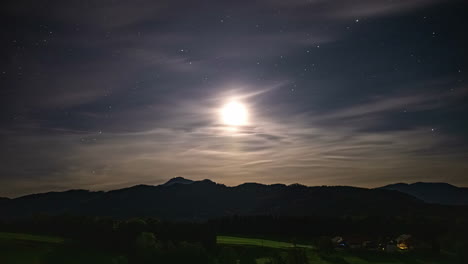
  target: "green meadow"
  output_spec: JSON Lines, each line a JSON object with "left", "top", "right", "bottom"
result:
{"left": 217, "top": 235, "right": 314, "bottom": 249}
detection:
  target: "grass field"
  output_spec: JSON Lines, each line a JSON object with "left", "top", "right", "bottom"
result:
{"left": 217, "top": 235, "right": 313, "bottom": 249}
{"left": 0, "top": 232, "right": 65, "bottom": 243}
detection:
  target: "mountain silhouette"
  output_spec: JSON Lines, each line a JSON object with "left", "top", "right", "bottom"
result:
{"left": 163, "top": 177, "right": 195, "bottom": 186}
{"left": 1, "top": 179, "right": 466, "bottom": 220}
{"left": 379, "top": 182, "right": 468, "bottom": 205}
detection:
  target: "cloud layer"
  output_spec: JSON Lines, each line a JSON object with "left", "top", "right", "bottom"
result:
{"left": 1, "top": 0, "right": 467, "bottom": 197}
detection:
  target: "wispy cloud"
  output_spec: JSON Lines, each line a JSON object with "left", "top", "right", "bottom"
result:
{"left": 263, "top": 0, "right": 441, "bottom": 18}
{"left": 1, "top": 81, "right": 466, "bottom": 197}
{"left": 314, "top": 87, "right": 468, "bottom": 122}
{"left": 1, "top": 0, "right": 466, "bottom": 197}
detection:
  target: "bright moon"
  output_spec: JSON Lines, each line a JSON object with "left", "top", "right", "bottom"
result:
{"left": 221, "top": 101, "right": 248, "bottom": 126}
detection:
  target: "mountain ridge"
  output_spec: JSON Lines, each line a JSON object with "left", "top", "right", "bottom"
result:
{"left": 2, "top": 178, "right": 467, "bottom": 220}
{"left": 5, "top": 178, "right": 467, "bottom": 201}
{"left": 379, "top": 182, "right": 468, "bottom": 205}
{"left": 163, "top": 177, "right": 195, "bottom": 186}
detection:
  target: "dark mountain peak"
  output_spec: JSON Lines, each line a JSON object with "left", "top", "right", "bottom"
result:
{"left": 382, "top": 182, "right": 459, "bottom": 191}
{"left": 195, "top": 179, "right": 220, "bottom": 186}
{"left": 200, "top": 179, "right": 214, "bottom": 183}
{"left": 379, "top": 182, "right": 468, "bottom": 205}
{"left": 111, "top": 184, "right": 156, "bottom": 193}
{"left": 270, "top": 183, "right": 287, "bottom": 188}
{"left": 17, "top": 189, "right": 96, "bottom": 200}
{"left": 288, "top": 183, "right": 308, "bottom": 189}
{"left": 412, "top": 182, "right": 457, "bottom": 188}
{"left": 163, "top": 177, "right": 195, "bottom": 186}
{"left": 382, "top": 182, "right": 408, "bottom": 188}
{"left": 237, "top": 182, "right": 266, "bottom": 188}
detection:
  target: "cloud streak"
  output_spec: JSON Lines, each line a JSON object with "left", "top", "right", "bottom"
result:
{"left": 1, "top": 0, "right": 467, "bottom": 197}
{"left": 1, "top": 82, "right": 466, "bottom": 197}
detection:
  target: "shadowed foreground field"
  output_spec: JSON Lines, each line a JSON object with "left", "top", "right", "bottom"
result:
{"left": 0, "top": 232, "right": 460, "bottom": 264}
{"left": 0, "top": 232, "right": 124, "bottom": 264}
{"left": 0, "top": 232, "right": 64, "bottom": 243}
{"left": 217, "top": 235, "right": 457, "bottom": 264}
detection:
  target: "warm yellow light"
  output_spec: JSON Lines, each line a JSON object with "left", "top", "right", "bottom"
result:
{"left": 397, "top": 243, "right": 408, "bottom": 250}
{"left": 221, "top": 101, "right": 248, "bottom": 126}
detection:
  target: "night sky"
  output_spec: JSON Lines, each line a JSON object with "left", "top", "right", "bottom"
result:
{"left": 1, "top": 0, "right": 467, "bottom": 197}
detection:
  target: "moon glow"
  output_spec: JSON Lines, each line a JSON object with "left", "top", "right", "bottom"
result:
{"left": 221, "top": 101, "right": 248, "bottom": 126}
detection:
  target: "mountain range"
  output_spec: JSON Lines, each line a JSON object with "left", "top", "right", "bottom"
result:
{"left": 380, "top": 182, "right": 468, "bottom": 205}
{"left": 0, "top": 178, "right": 466, "bottom": 220}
